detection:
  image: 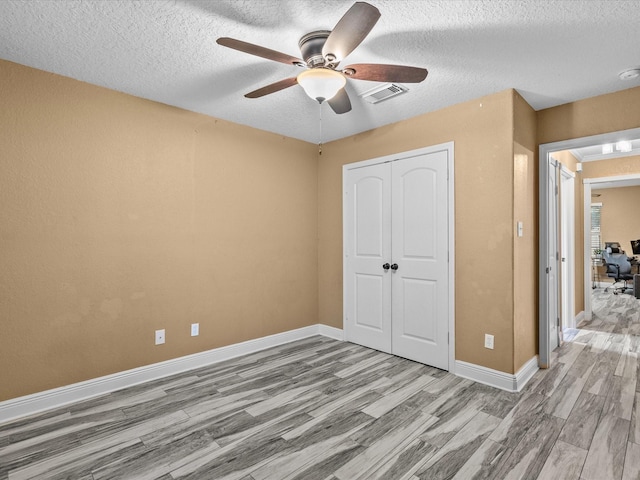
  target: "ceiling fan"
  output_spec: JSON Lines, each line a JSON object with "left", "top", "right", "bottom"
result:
{"left": 216, "top": 1, "right": 428, "bottom": 114}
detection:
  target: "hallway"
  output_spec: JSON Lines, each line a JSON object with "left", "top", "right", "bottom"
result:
{"left": 541, "top": 287, "right": 640, "bottom": 479}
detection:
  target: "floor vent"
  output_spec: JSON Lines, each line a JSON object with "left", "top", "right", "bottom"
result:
{"left": 361, "top": 83, "right": 408, "bottom": 104}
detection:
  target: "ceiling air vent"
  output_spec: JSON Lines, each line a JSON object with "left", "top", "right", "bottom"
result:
{"left": 361, "top": 83, "right": 408, "bottom": 104}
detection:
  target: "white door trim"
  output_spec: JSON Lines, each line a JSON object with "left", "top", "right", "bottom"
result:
{"left": 539, "top": 127, "right": 640, "bottom": 368}
{"left": 560, "top": 165, "right": 576, "bottom": 330}
{"left": 583, "top": 182, "right": 593, "bottom": 320}
{"left": 343, "top": 142, "right": 455, "bottom": 372}
{"left": 547, "top": 156, "right": 560, "bottom": 353}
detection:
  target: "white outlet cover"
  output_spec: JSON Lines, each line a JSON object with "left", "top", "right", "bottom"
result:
{"left": 155, "top": 329, "right": 165, "bottom": 345}
{"left": 484, "top": 334, "right": 494, "bottom": 349}
{"left": 191, "top": 323, "right": 199, "bottom": 336}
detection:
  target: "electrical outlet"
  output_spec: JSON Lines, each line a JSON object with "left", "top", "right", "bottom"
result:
{"left": 191, "top": 323, "right": 199, "bottom": 337}
{"left": 155, "top": 329, "right": 165, "bottom": 345}
{"left": 484, "top": 334, "right": 494, "bottom": 350}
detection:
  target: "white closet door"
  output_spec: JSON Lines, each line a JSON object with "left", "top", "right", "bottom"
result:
{"left": 547, "top": 159, "right": 559, "bottom": 352}
{"left": 391, "top": 151, "right": 449, "bottom": 369}
{"left": 344, "top": 162, "right": 392, "bottom": 353}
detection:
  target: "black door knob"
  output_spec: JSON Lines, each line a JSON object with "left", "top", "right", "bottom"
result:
{"left": 383, "top": 263, "right": 390, "bottom": 270}
{"left": 391, "top": 263, "right": 398, "bottom": 270}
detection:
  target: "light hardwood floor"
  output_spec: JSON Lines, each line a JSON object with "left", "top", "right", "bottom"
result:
{"left": 1, "top": 288, "right": 639, "bottom": 479}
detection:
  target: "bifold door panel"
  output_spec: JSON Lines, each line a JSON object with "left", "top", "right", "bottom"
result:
{"left": 345, "top": 162, "right": 392, "bottom": 353}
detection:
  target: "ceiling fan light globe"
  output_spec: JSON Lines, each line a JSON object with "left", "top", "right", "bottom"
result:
{"left": 297, "top": 68, "right": 346, "bottom": 103}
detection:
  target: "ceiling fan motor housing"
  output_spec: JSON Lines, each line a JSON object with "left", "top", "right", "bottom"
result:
{"left": 298, "top": 30, "right": 332, "bottom": 67}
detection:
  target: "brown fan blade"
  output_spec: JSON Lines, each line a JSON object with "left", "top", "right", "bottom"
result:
{"left": 322, "top": 2, "right": 381, "bottom": 63}
{"left": 217, "top": 37, "right": 304, "bottom": 66}
{"left": 343, "top": 63, "right": 428, "bottom": 83}
{"left": 245, "top": 77, "right": 298, "bottom": 98}
{"left": 328, "top": 88, "right": 352, "bottom": 114}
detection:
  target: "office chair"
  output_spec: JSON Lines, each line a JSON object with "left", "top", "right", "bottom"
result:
{"left": 603, "top": 246, "right": 634, "bottom": 295}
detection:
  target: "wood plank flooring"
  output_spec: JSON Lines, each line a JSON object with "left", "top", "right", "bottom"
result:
{"left": 1, "top": 288, "right": 639, "bottom": 479}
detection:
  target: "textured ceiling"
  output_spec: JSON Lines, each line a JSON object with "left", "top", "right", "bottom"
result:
{"left": 1, "top": 0, "right": 640, "bottom": 143}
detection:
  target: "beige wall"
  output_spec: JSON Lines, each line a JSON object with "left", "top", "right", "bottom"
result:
{"left": 583, "top": 155, "right": 640, "bottom": 179}
{"left": 0, "top": 60, "right": 319, "bottom": 401}
{"left": 4, "top": 56, "right": 640, "bottom": 403}
{"left": 513, "top": 93, "right": 538, "bottom": 371}
{"left": 595, "top": 186, "right": 640, "bottom": 252}
{"left": 537, "top": 86, "right": 640, "bottom": 144}
{"left": 319, "top": 90, "right": 521, "bottom": 373}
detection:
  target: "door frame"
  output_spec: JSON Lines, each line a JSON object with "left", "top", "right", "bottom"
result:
{"left": 539, "top": 127, "right": 640, "bottom": 368}
{"left": 546, "top": 155, "right": 560, "bottom": 354}
{"left": 343, "top": 142, "right": 456, "bottom": 372}
{"left": 560, "top": 164, "right": 576, "bottom": 330}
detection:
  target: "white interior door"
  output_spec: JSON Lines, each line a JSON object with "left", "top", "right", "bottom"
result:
{"left": 344, "top": 162, "right": 392, "bottom": 353}
{"left": 547, "top": 158, "right": 559, "bottom": 351}
{"left": 560, "top": 167, "right": 575, "bottom": 330}
{"left": 391, "top": 152, "right": 449, "bottom": 369}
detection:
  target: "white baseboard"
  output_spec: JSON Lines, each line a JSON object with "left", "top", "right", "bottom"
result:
{"left": 455, "top": 356, "right": 539, "bottom": 393}
{"left": 575, "top": 310, "right": 586, "bottom": 327}
{"left": 318, "top": 324, "right": 344, "bottom": 341}
{"left": 0, "top": 324, "right": 344, "bottom": 424}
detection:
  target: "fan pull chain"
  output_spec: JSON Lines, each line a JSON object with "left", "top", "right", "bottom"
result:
{"left": 318, "top": 102, "right": 323, "bottom": 155}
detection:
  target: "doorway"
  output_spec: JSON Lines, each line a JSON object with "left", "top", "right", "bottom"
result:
{"left": 539, "top": 127, "right": 640, "bottom": 368}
